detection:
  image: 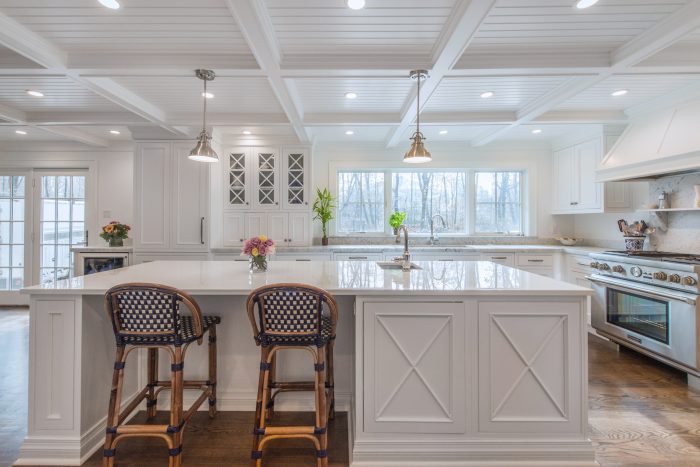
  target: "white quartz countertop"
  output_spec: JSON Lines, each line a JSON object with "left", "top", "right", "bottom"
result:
{"left": 210, "top": 244, "right": 605, "bottom": 255}
{"left": 22, "top": 260, "right": 591, "bottom": 296}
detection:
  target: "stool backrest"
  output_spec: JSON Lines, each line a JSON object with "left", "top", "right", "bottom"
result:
{"left": 246, "top": 283, "right": 338, "bottom": 345}
{"left": 105, "top": 283, "right": 203, "bottom": 345}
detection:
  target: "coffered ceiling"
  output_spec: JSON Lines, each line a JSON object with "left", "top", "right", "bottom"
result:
{"left": 0, "top": 0, "right": 699, "bottom": 147}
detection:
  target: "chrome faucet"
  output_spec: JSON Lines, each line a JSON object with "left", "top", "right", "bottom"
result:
{"left": 429, "top": 214, "right": 446, "bottom": 245}
{"left": 395, "top": 225, "right": 411, "bottom": 270}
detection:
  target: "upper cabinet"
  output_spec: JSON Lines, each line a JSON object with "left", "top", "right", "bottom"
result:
{"left": 252, "top": 147, "right": 280, "bottom": 210}
{"left": 226, "top": 150, "right": 250, "bottom": 210}
{"left": 282, "top": 149, "right": 310, "bottom": 210}
{"left": 134, "top": 142, "right": 209, "bottom": 252}
{"left": 551, "top": 132, "right": 634, "bottom": 215}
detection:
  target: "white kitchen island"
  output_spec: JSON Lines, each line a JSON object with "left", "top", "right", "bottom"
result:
{"left": 18, "top": 260, "right": 595, "bottom": 466}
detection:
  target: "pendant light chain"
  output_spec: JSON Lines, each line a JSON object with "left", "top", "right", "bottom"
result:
{"left": 203, "top": 78, "right": 207, "bottom": 130}
{"left": 416, "top": 72, "right": 420, "bottom": 136}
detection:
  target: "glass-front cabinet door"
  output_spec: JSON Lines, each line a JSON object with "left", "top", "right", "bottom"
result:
{"left": 227, "top": 150, "right": 250, "bottom": 209}
{"left": 252, "top": 148, "right": 279, "bottom": 210}
{"left": 283, "top": 149, "right": 309, "bottom": 210}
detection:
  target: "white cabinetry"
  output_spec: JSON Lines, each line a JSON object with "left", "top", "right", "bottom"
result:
{"left": 551, "top": 132, "right": 634, "bottom": 214}
{"left": 515, "top": 253, "right": 555, "bottom": 278}
{"left": 479, "top": 253, "right": 515, "bottom": 266}
{"left": 134, "top": 142, "right": 209, "bottom": 252}
{"left": 222, "top": 212, "right": 310, "bottom": 247}
{"left": 282, "top": 148, "right": 310, "bottom": 210}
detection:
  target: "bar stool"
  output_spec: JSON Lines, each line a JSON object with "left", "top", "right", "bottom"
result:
{"left": 246, "top": 283, "right": 338, "bottom": 467}
{"left": 102, "top": 283, "right": 220, "bottom": 467}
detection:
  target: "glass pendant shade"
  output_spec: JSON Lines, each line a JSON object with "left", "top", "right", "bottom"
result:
{"left": 403, "top": 69, "right": 432, "bottom": 163}
{"left": 189, "top": 69, "right": 218, "bottom": 163}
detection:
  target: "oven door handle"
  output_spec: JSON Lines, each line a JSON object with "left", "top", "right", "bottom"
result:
{"left": 586, "top": 275, "right": 697, "bottom": 305}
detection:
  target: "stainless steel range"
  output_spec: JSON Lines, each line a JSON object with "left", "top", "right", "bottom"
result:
{"left": 589, "top": 251, "right": 700, "bottom": 385}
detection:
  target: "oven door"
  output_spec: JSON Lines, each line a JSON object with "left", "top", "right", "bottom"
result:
{"left": 589, "top": 274, "right": 698, "bottom": 371}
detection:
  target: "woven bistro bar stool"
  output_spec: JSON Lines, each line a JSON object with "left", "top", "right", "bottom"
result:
{"left": 102, "top": 283, "right": 220, "bottom": 467}
{"left": 246, "top": 283, "right": 338, "bottom": 467}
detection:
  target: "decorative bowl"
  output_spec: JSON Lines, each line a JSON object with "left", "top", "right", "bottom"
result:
{"left": 556, "top": 237, "right": 578, "bottom": 246}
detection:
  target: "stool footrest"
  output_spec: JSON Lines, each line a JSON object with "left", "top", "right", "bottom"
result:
{"left": 259, "top": 425, "right": 316, "bottom": 435}
{"left": 270, "top": 381, "right": 315, "bottom": 390}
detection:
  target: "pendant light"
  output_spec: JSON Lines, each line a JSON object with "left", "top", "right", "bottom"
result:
{"left": 189, "top": 69, "right": 218, "bottom": 162}
{"left": 403, "top": 69, "right": 431, "bottom": 163}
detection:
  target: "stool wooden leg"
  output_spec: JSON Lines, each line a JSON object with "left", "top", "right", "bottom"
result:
{"left": 103, "top": 345, "right": 126, "bottom": 467}
{"left": 316, "top": 347, "right": 328, "bottom": 467}
{"left": 252, "top": 346, "right": 270, "bottom": 467}
{"left": 326, "top": 340, "right": 335, "bottom": 421}
{"left": 208, "top": 325, "right": 218, "bottom": 418}
{"left": 147, "top": 348, "right": 158, "bottom": 419}
{"left": 169, "top": 346, "right": 184, "bottom": 467}
{"left": 266, "top": 352, "right": 277, "bottom": 422}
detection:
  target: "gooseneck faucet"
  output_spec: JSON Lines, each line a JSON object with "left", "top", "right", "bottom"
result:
{"left": 396, "top": 225, "right": 411, "bottom": 270}
{"left": 429, "top": 214, "right": 446, "bottom": 245}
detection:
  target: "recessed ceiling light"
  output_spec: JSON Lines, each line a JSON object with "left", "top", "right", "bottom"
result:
{"left": 345, "top": 91, "right": 357, "bottom": 99}
{"left": 480, "top": 91, "right": 494, "bottom": 98}
{"left": 15, "top": 130, "right": 27, "bottom": 135}
{"left": 109, "top": 130, "right": 121, "bottom": 135}
{"left": 202, "top": 92, "right": 214, "bottom": 99}
{"left": 98, "top": 0, "right": 120, "bottom": 9}
{"left": 532, "top": 129, "right": 543, "bottom": 134}
{"left": 439, "top": 130, "right": 448, "bottom": 135}
{"left": 346, "top": 0, "right": 365, "bottom": 10}
{"left": 242, "top": 130, "right": 252, "bottom": 135}
{"left": 575, "top": 0, "right": 599, "bottom": 9}
{"left": 26, "top": 90, "right": 44, "bottom": 97}
{"left": 345, "top": 130, "right": 355, "bottom": 135}
{"left": 611, "top": 89, "right": 629, "bottom": 97}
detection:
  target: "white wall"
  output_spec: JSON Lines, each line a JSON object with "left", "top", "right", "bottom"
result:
{"left": 311, "top": 141, "right": 575, "bottom": 240}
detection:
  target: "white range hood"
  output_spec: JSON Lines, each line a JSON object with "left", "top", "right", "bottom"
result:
{"left": 597, "top": 98, "right": 700, "bottom": 182}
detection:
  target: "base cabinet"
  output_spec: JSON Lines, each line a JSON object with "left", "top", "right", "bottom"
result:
{"left": 222, "top": 212, "right": 310, "bottom": 247}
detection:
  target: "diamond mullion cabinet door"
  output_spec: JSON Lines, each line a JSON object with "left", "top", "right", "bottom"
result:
{"left": 172, "top": 142, "right": 210, "bottom": 250}
{"left": 222, "top": 212, "right": 246, "bottom": 247}
{"left": 282, "top": 147, "right": 310, "bottom": 210}
{"left": 225, "top": 148, "right": 251, "bottom": 210}
{"left": 288, "top": 212, "right": 311, "bottom": 246}
{"left": 252, "top": 147, "right": 280, "bottom": 210}
{"left": 134, "top": 142, "right": 172, "bottom": 250}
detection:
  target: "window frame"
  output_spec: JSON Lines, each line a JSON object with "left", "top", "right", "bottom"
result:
{"left": 330, "top": 161, "right": 531, "bottom": 237}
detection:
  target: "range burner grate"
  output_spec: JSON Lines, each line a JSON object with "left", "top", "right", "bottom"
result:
{"left": 603, "top": 251, "right": 700, "bottom": 264}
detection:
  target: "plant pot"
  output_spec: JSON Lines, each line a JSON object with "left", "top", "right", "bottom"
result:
{"left": 109, "top": 237, "right": 124, "bottom": 247}
{"left": 249, "top": 256, "right": 268, "bottom": 273}
{"left": 624, "top": 236, "right": 646, "bottom": 252}
{"left": 321, "top": 236, "right": 329, "bottom": 246}
{"left": 392, "top": 227, "right": 400, "bottom": 243}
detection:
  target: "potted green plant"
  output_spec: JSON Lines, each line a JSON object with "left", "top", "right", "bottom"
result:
{"left": 312, "top": 187, "right": 335, "bottom": 246}
{"left": 389, "top": 211, "right": 407, "bottom": 242}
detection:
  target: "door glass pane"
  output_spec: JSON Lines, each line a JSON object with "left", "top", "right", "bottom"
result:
{"left": 39, "top": 174, "right": 87, "bottom": 285}
{"left": 0, "top": 175, "right": 25, "bottom": 290}
{"left": 607, "top": 288, "right": 669, "bottom": 344}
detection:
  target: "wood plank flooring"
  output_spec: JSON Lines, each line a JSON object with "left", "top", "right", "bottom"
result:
{"left": 3, "top": 309, "right": 700, "bottom": 466}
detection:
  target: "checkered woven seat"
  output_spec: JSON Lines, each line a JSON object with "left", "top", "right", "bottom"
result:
{"left": 258, "top": 315, "right": 334, "bottom": 346}
{"left": 119, "top": 315, "right": 221, "bottom": 345}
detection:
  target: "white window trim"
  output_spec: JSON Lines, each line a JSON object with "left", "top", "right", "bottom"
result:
{"left": 329, "top": 160, "right": 537, "bottom": 237}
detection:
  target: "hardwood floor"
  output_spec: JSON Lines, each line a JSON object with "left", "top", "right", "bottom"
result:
{"left": 3, "top": 308, "right": 700, "bottom": 466}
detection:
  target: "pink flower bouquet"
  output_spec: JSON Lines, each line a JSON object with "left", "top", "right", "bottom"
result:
{"left": 241, "top": 235, "right": 275, "bottom": 271}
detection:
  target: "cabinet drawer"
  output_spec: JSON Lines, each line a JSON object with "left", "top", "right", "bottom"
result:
{"left": 275, "top": 254, "right": 331, "bottom": 262}
{"left": 333, "top": 253, "right": 383, "bottom": 261}
{"left": 518, "top": 266, "right": 555, "bottom": 278}
{"left": 516, "top": 254, "right": 553, "bottom": 267}
{"left": 479, "top": 253, "right": 515, "bottom": 266}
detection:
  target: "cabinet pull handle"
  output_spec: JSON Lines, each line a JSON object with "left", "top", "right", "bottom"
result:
{"left": 491, "top": 256, "right": 508, "bottom": 260}
{"left": 246, "top": 202, "right": 249, "bottom": 205}
{"left": 527, "top": 259, "right": 545, "bottom": 263}
{"left": 240, "top": 238, "right": 244, "bottom": 242}
{"left": 296, "top": 259, "right": 311, "bottom": 262}
{"left": 200, "top": 217, "right": 205, "bottom": 244}
{"left": 85, "top": 229, "right": 88, "bottom": 247}
{"left": 348, "top": 256, "right": 368, "bottom": 260}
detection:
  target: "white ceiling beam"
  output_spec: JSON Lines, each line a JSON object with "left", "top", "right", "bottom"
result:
{"left": 24, "top": 111, "right": 148, "bottom": 126}
{"left": 0, "top": 102, "right": 27, "bottom": 123}
{"left": 36, "top": 126, "right": 109, "bottom": 147}
{"left": 0, "top": 12, "right": 66, "bottom": 68}
{"left": 611, "top": 0, "right": 700, "bottom": 69}
{"left": 384, "top": 0, "right": 497, "bottom": 148}
{"left": 225, "top": 0, "right": 310, "bottom": 144}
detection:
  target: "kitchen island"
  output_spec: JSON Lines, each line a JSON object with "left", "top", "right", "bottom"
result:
{"left": 18, "top": 260, "right": 594, "bottom": 466}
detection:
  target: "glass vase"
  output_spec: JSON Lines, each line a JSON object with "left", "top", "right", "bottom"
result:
{"left": 249, "top": 256, "right": 268, "bottom": 273}
{"left": 109, "top": 237, "right": 124, "bottom": 247}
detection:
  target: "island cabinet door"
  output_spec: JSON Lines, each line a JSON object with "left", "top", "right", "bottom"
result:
{"left": 477, "top": 298, "right": 585, "bottom": 434}
{"left": 361, "top": 300, "right": 467, "bottom": 434}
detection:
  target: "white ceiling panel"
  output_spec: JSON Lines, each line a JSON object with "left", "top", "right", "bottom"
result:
{"left": 424, "top": 76, "right": 570, "bottom": 112}
{"left": 0, "top": 125, "right": 68, "bottom": 141}
{"left": 556, "top": 74, "right": 700, "bottom": 111}
{"left": 307, "top": 125, "right": 394, "bottom": 142}
{"left": 0, "top": 0, "right": 252, "bottom": 55}
{"left": 499, "top": 124, "right": 600, "bottom": 140}
{"left": 265, "top": 0, "right": 458, "bottom": 56}
{"left": 113, "top": 76, "right": 284, "bottom": 115}
{"left": 66, "top": 125, "right": 132, "bottom": 141}
{"left": 400, "top": 124, "right": 508, "bottom": 142}
{"left": 294, "top": 77, "right": 412, "bottom": 113}
{"left": 463, "top": 0, "right": 689, "bottom": 56}
{"left": 0, "top": 76, "right": 125, "bottom": 112}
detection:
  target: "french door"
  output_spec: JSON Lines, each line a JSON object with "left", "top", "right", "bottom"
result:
{"left": 32, "top": 171, "right": 87, "bottom": 286}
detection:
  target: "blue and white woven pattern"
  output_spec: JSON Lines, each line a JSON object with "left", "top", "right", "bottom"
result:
{"left": 115, "top": 288, "right": 179, "bottom": 333}
{"left": 261, "top": 290, "right": 320, "bottom": 335}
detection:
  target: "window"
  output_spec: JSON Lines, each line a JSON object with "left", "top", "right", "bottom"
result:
{"left": 0, "top": 176, "right": 25, "bottom": 290}
{"left": 392, "top": 171, "right": 467, "bottom": 233}
{"left": 474, "top": 171, "right": 522, "bottom": 234}
{"left": 337, "top": 171, "right": 384, "bottom": 233}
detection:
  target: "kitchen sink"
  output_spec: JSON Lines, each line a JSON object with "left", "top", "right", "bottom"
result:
{"left": 376, "top": 261, "right": 422, "bottom": 270}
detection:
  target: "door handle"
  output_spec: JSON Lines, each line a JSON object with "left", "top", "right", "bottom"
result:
{"left": 200, "top": 217, "right": 205, "bottom": 244}
{"left": 527, "top": 259, "right": 545, "bottom": 263}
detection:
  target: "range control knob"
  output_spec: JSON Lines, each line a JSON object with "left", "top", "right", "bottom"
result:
{"left": 669, "top": 274, "right": 681, "bottom": 283}
{"left": 597, "top": 263, "right": 610, "bottom": 271}
{"left": 589, "top": 261, "right": 599, "bottom": 269}
{"left": 612, "top": 265, "right": 625, "bottom": 273}
{"left": 653, "top": 271, "right": 668, "bottom": 281}
{"left": 683, "top": 276, "right": 698, "bottom": 286}
{"left": 630, "top": 266, "right": 643, "bottom": 277}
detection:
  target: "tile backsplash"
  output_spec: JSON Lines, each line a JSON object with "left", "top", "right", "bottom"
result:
{"left": 646, "top": 173, "right": 700, "bottom": 254}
